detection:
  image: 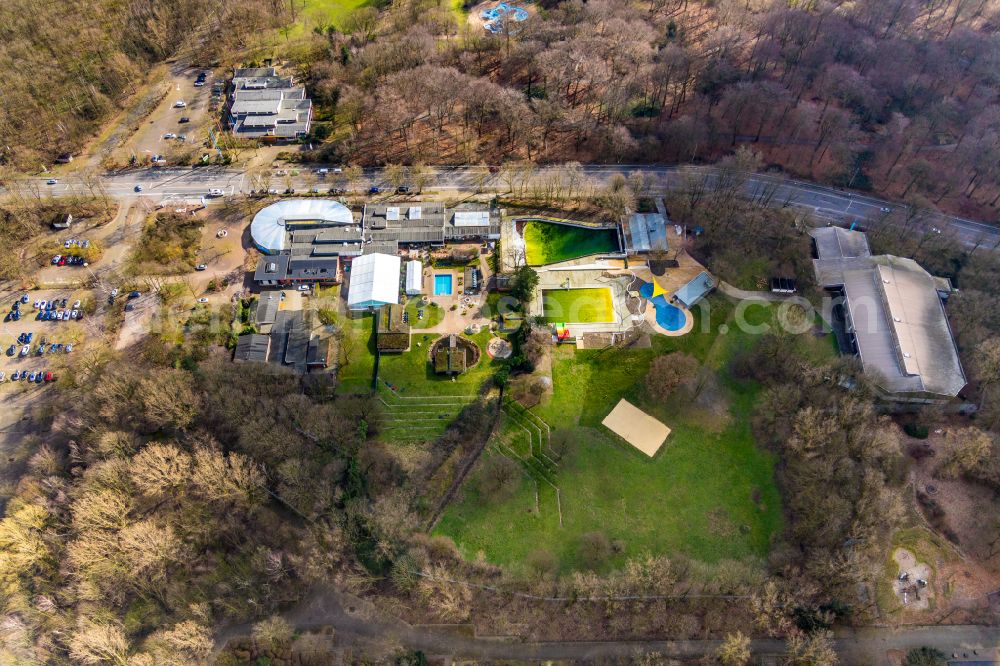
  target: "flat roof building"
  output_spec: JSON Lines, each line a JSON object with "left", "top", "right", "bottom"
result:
{"left": 624, "top": 213, "right": 668, "bottom": 254}
{"left": 811, "top": 227, "right": 965, "bottom": 399}
{"left": 674, "top": 271, "right": 715, "bottom": 308}
{"left": 228, "top": 67, "right": 312, "bottom": 139}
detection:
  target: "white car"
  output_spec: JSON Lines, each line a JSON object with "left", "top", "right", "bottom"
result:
{"left": 174, "top": 100, "right": 186, "bottom": 108}
{"left": 163, "top": 132, "right": 176, "bottom": 139}
{"left": 110, "top": 288, "right": 119, "bottom": 297}
{"left": 297, "top": 285, "right": 311, "bottom": 292}
{"left": 20, "top": 345, "right": 29, "bottom": 357}
{"left": 72, "top": 300, "right": 81, "bottom": 308}
{"left": 197, "top": 297, "right": 209, "bottom": 303}
{"left": 207, "top": 188, "right": 224, "bottom": 197}
{"left": 70, "top": 310, "right": 79, "bottom": 319}
{"left": 46, "top": 178, "right": 58, "bottom": 185}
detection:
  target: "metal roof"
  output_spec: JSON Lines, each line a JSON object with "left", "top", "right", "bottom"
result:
{"left": 810, "top": 229, "right": 966, "bottom": 397}
{"left": 251, "top": 199, "right": 354, "bottom": 253}
{"left": 674, "top": 271, "right": 715, "bottom": 308}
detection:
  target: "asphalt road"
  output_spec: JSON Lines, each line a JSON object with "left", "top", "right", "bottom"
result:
{"left": 23, "top": 164, "right": 1000, "bottom": 248}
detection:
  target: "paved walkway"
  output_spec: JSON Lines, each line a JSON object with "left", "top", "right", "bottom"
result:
{"left": 214, "top": 586, "right": 1000, "bottom": 664}
{"left": 717, "top": 280, "right": 792, "bottom": 302}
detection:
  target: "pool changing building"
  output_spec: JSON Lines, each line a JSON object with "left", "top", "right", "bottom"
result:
{"left": 347, "top": 253, "right": 402, "bottom": 311}
{"left": 405, "top": 260, "right": 423, "bottom": 296}
{"left": 810, "top": 227, "right": 966, "bottom": 401}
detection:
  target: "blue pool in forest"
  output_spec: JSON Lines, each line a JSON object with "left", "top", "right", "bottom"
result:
{"left": 434, "top": 274, "right": 453, "bottom": 296}
{"left": 639, "top": 281, "right": 687, "bottom": 331}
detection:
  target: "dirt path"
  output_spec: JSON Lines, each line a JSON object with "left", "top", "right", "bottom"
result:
{"left": 214, "top": 585, "right": 1000, "bottom": 664}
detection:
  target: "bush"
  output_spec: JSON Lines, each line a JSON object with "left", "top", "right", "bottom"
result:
{"left": 905, "top": 423, "right": 930, "bottom": 439}
{"left": 904, "top": 647, "right": 947, "bottom": 666}
{"left": 578, "top": 531, "right": 612, "bottom": 569}
{"left": 477, "top": 455, "right": 521, "bottom": 503}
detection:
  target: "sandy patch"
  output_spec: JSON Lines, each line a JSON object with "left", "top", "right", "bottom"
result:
{"left": 601, "top": 399, "right": 671, "bottom": 457}
{"left": 893, "top": 548, "right": 934, "bottom": 611}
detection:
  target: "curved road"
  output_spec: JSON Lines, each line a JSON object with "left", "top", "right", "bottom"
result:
{"left": 21, "top": 164, "right": 1000, "bottom": 249}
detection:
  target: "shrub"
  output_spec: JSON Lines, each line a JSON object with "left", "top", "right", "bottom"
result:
{"left": 904, "top": 423, "right": 929, "bottom": 439}
{"left": 578, "top": 531, "right": 612, "bottom": 569}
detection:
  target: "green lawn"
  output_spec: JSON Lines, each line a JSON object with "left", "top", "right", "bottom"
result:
{"left": 404, "top": 297, "right": 444, "bottom": 330}
{"left": 542, "top": 288, "right": 615, "bottom": 323}
{"left": 378, "top": 329, "right": 499, "bottom": 396}
{"left": 522, "top": 220, "right": 620, "bottom": 266}
{"left": 336, "top": 314, "right": 376, "bottom": 395}
{"left": 435, "top": 296, "right": 838, "bottom": 574}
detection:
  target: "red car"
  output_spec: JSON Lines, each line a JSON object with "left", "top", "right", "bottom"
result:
{"left": 43, "top": 372, "right": 54, "bottom": 382}
{"left": 57, "top": 257, "right": 66, "bottom": 266}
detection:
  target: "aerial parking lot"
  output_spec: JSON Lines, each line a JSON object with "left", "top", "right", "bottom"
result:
{"left": 0, "top": 290, "right": 90, "bottom": 390}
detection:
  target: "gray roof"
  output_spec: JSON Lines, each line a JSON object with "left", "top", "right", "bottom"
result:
{"left": 810, "top": 229, "right": 966, "bottom": 397}
{"left": 674, "top": 271, "right": 715, "bottom": 308}
{"left": 256, "top": 291, "right": 281, "bottom": 325}
{"left": 234, "top": 334, "right": 271, "bottom": 362}
{"left": 254, "top": 254, "right": 290, "bottom": 281}
{"left": 626, "top": 213, "right": 668, "bottom": 253}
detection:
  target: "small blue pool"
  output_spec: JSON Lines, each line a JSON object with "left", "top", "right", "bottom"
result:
{"left": 434, "top": 274, "right": 453, "bottom": 296}
{"left": 639, "top": 281, "right": 687, "bottom": 332}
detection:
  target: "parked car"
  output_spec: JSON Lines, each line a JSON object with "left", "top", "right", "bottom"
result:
{"left": 297, "top": 285, "right": 310, "bottom": 292}
{"left": 0, "top": 371, "right": 6, "bottom": 382}
{"left": 20, "top": 346, "right": 29, "bottom": 357}
{"left": 174, "top": 100, "right": 186, "bottom": 108}
{"left": 207, "top": 188, "right": 224, "bottom": 197}
{"left": 46, "top": 179, "right": 58, "bottom": 185}
{"left": 44, "top": 372, "right": 54, "bottom": 382}
{"left": 396, "top": 185, "right": 410, "bottom": 194}
{"left": 128, "top": 291, "right": 140, "bottom": 299}
{"left": 20, "top": 294, "right": 28, "bottom": 303}
{"left": 51, "top": 255, "right": 61, "bottom": 265}
{"left": 72, "top": 300, "right": 81, "bottom": 308}
{"left": 34, "top": 373, "right": 42, "bottom": 384}
{"left": 134, "top": 185, "right": 142, "bottom": 192}
{"left": 176, "top": 134, "right": 186, "bottom": 141}
{"left": 110, "top": 288, "right": 119, "bottom": 297}
{"left": 60, "top": 298, "right": 67, "bottom": 308}
{"left": 70, "top": 310, "right": 79, "bottom": 319}
{"left": 124, "top": 303, "right": 135, "bottom": 312}
{"left": 879, "top": 206, "right": 891, "bottom": 213}
{"left": 195, "top": 264, "right": 207, "bottom": 271}
{"left": 64, "top": 344, "right": 73, "bottom": 353}
{"left": 10, "top": 371, "right": 19, "bottom": 381}
{"left": 179, "top": 117, "right": 190, "bottom": 123}
{"left": 163, "top": 132, "right": 176, "bottom": 139}
{"left": 197, "top": 297, "right": 209, "bottom": 303}
{"left": 368, "top": 186, "right": 381, "bottom": 194}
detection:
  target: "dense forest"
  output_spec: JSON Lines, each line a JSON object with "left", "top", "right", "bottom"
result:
{"left": 291, "top": 0, "right": 1000, "bottom": 219}
{"left": 0, "top": 0, "right": 292, "bottom": 167}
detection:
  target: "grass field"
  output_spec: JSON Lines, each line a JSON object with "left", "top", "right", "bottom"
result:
{"left": 522, "top": 220, "right": 620, "bottom": 266}
{"left": 542, "top": 288, "right": 615, "bottom": 323}
{"left": 404, "top": 297, "right": 444, "bottom": 329}
{"left": 435, "top": 296, "right": 838, "bottom": 574}
{"left": 378, "top": 329, "right": 498, "bottom": 396}
{"left": 336, "top": 314, "right": 376, "bottom": 395}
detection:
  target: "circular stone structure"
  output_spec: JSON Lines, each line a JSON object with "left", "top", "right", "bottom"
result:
{"left": 250, "top": 199, "right": 354, "bottom": 254}
{"left": 487, "top": 337, "right": 512, "bottom": 359}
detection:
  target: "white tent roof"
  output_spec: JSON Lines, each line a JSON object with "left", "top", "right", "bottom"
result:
{"left": 405, "top": 260, "right": 423, "bottom": 294}
{"left": 251, "top": 199, "right": 353, "bottom": 253}
{"left": 348, "top": 253, "right": 401, "bottom": 309}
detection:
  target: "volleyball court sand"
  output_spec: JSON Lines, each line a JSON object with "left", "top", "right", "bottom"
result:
{"left": 601, "top": 399, "right": 671, "bottom": 457}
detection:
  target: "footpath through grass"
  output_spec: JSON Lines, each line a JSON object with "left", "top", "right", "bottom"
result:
{"left": 435, "top": 297, "right": 837, "bottom": 574}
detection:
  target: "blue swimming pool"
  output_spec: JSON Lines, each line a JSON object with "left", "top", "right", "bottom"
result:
{"left": 639, "top": 281, "right": 687, "bottom": 332}
{"left": 434, "top": 274, "right": 453, "bottom": 296}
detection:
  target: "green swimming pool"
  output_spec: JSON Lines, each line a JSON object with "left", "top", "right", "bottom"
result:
{"left": 521, "top": 220, "right": 620, "bottom": 265}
